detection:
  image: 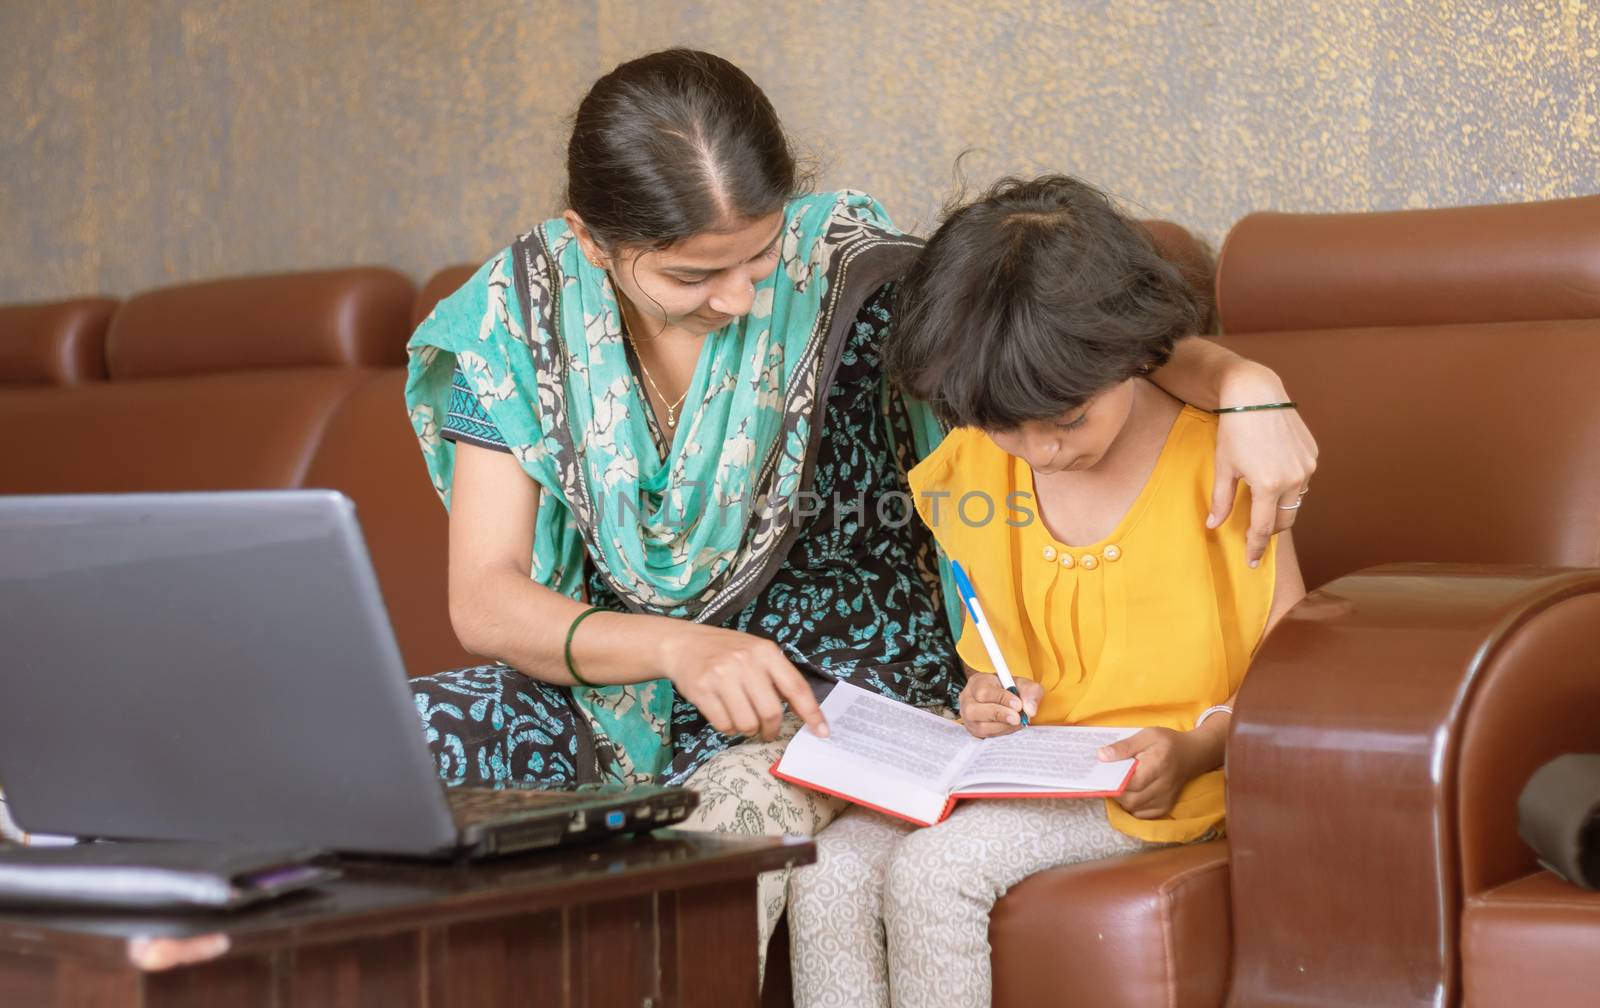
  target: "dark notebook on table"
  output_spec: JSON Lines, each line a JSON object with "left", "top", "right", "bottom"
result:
{"left": 0, "top": 492, "right": 696, "bottom": 860}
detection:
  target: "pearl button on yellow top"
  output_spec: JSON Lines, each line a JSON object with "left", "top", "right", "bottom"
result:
{"left": 908, "top": 406, "right": 1276, "bottom": 844}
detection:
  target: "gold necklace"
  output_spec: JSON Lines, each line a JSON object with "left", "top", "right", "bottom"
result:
{"left": 619, "top": 305, "right": 689, "bottom": 429}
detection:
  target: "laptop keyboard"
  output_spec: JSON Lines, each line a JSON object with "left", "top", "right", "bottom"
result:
{"left": 444, "top": 787, "right": 591, "bottom": 827}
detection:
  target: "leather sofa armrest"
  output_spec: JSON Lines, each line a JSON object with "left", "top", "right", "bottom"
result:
{"left": 1225, "top": 563, "right": 1600, "bottom": 1008}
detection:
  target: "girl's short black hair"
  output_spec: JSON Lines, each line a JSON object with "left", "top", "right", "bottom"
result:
{"left": 887, "top": 174, "right": 1201, "bottom": 430}
{"left": 565, "top": 49, "right": 808, "bottom": 252}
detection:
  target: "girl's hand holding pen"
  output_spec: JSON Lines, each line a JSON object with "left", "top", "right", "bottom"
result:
{"left": 958, "top": 672, "right": 1043, "bottom": 738}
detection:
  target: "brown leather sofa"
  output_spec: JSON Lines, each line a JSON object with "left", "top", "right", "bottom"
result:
{"left": 1213, "top": 196, "right": 1600, "bottom": 1008}
{"left": 2, "top": 267, "right": 474, "bottom": 679}
{"left": 5, "top": 203, "right": 1598, "bottom": 1006}
{"left": 985, "top": 195, "right": 1600, "bottom": 1008}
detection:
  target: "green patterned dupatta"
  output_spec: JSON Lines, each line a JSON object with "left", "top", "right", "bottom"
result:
{"left": 405, "top": 191, "right": 957, "bottom": 779}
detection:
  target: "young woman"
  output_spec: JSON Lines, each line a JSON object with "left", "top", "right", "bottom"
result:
{"left": 402, "top": 49, "right": 1316, "bottom": 969}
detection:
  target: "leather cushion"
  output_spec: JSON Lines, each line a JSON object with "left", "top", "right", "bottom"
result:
{"left": 1463, "top": 870, "right": 1600, "bottom": 1006}
{"left": 107, "top": 268, "right": 413, "bottom": 379}
{"left": 0, "top": 298, "right": 117, "bottom": 386}
{"left": 990, "top": 840, "right": 1230, "bottom": 1008}
{"left": 1214, "top": 318, "right": 1600, "bottom": 589}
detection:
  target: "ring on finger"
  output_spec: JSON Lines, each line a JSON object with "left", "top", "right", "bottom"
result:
{"left": 1298, "top": 485, "right": 1311, "bottom": 496}
{"left": 1277, "top": 500, "right": 1303, "bottom": 511}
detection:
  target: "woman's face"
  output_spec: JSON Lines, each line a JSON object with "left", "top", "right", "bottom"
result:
{"left": 567, "top": 210, "right": 786, "bottom": 337}
{"left": 984, "top": 379, "right": 1138, "bottom": 475}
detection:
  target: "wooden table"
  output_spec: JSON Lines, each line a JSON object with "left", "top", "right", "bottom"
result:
{"left": 0, "top": 831, "right": 813, "bottom": 1007}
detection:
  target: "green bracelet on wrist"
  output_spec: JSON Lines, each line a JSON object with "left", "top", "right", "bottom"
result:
{"left": 564, "top": 606, "right": 605, "bottom": 688}
{"left": 1211, "top": 401, "right": 1297, "bottom": 415}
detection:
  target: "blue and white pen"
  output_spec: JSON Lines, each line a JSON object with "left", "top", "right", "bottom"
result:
{"left": 949, "top": 559, "right": 1029, "bottom": 727}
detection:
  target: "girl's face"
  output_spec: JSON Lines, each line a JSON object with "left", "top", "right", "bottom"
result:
{"left": 984, "top": 379, "right": 1138, "bottom": 475}
{"left": 566, "top": 210, "right": 786, "bottom": 337}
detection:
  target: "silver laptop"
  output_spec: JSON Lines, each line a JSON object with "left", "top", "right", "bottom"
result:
{"left": 0, "top": 491, "right": 695, "bottom": 858}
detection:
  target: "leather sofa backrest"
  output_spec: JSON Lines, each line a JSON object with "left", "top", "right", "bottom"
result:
{"left": 0, "top": 297, "right": 117, "bottom": 386}
{"left": 1216, "top": 195, "right": 1600, "bottom": 333}
{"left": 5, "top": 370, "right": 370, "bottom": 496}
{"left": 107, "top": 267, "right": 414, "bottom": 380}
{"left": 1212, "top": 196, "right": 1600, "bottom": 589}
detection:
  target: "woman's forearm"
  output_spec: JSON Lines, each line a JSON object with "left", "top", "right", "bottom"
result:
{"left": 452, "top": 567, "right": 829, "bottom": 741}
{"left": 1149, "top": 336, "right": 1288, "bottom": 412}
{"left": 453, "top": 569, "right": 678, "bottom": 687}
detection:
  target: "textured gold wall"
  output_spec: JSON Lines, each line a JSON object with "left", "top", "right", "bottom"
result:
{"left": 4, "top": 0, "right": 1596, "bottom": 302}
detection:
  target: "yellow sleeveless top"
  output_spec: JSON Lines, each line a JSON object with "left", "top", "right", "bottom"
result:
{"left": 908, "top": 405, "right": 1275, "bottom": 842}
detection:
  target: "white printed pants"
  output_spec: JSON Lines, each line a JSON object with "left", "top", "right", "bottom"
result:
{"left": 787, "top": 798, "right": 1157, "bottom": 1008}
{"left": 672, "top": 715, "right": 847, "bottom": 984}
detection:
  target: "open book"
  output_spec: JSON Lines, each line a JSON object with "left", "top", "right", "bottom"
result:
{"left": 771, "top": 681, "right": 1140, "bottom": 827}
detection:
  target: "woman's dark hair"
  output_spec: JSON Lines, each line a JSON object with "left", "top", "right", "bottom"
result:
{"left": 565, "top": 49, "right": 805, "bottom": 251}
{"left": 886, "top": 174, "right": 1201, "bottom": 430}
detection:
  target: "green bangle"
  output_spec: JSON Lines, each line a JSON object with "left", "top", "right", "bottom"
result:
{"left": 564, "top": 606, "right": 605, "bottom": 688}
{"left": 1211, "top": 401, "right": 1297, "bottom": 414}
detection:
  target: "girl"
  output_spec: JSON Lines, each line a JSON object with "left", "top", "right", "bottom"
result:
{"left": 787, "top": 174, "right": 1308, "bottom": 1006}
